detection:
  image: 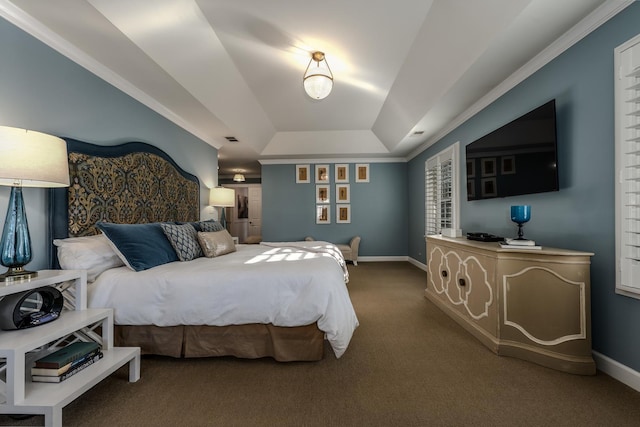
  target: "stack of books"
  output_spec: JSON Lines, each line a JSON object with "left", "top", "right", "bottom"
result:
{"left": 499, "top": 238, "right": 542, "bottom": 250}
{"left": 31, "top": 341, "right": 103, "bottom": 383}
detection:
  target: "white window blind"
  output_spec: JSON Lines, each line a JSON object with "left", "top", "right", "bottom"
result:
{"left": 425, "top": 142, "right": 460, "bottom": 237}
{"left": 615, "top": 33, "right": 640, "bottom": 299}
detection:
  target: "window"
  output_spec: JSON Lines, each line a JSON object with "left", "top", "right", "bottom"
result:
{"left": 615, "top": 33, "right": 640, "bottom": 299}
{"left": 425, "top": 142, "right": 461, "bottom": 237}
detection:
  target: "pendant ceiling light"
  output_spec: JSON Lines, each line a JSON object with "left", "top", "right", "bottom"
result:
{"left": 303, "top": 51, "right": 333, "bottom": 100}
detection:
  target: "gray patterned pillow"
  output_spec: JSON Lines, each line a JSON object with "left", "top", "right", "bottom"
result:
{"left": 160, "top": 223, "right": 203, "bottom": 261}
{"left": 197, "top": 220, "right": 225, "bottom": 232}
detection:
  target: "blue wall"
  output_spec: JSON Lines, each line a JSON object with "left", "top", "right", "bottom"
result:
{"left": 263, "top": 162, "right": 408, "bottom": 256}
{"left": 408, "top": 2, "right": 640, "bottom": 371}
{"left": 0, "top": 18, "right": 219, "bottom": 271}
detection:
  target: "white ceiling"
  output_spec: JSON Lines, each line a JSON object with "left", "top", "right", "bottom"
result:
{"left": 0, "top": 0, "right": 622, "bottom": 177}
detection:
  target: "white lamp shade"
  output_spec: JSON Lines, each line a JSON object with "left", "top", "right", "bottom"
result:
{"left": 233, "top": 173, "right": 245, "bottom": 182}
{"left": 0, "top": 126, "right": 70, "bottom": 187}
{"left": 209, "top": 187, "right": 235, "bottom": 207}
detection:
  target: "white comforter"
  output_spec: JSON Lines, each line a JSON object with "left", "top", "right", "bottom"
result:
{"left": 88, "top": 241, "right": 359, "bottom": 358}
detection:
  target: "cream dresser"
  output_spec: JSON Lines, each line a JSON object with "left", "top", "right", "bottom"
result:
{"left": 425, "top": 235, "right": 595, "bottom": 375}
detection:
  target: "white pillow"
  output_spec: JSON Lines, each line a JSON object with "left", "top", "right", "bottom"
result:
{"left": 53, "top": 234, "right": 124, "bottom": 282}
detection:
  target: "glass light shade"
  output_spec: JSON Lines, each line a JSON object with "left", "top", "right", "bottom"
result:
{"left": 233, "top": 174, "right": 245, "bottom": 182}
{"left": 303, "top": 52, "right": 334, "bottom": 100}
{"left": 304, "top": 72, "right": 333, "bottom": 100}
{"left": 209, "top": 187, "right": 235, "bottom": 207}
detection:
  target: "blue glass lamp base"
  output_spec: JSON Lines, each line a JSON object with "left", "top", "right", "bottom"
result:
{"left": 0, "top": 186, "right": 36, "bottom": 282}
{"left": 220, "top": 207, "right": 227, "bottom": 229}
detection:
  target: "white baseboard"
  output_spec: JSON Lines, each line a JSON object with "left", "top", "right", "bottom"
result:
{"left": 355, "top": 256, "right": 427, "bottom": 271}
{"left": 408, "top": 257, "right": 427, "bottom": 271}
{"left": 593, "top": 351, "right": 640, "bottom": 392}
{"left": 357, "top": 256, "right": 408, "bottom": 263}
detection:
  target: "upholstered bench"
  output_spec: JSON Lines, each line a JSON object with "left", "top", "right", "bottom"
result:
{"left": 305, "top": 236, "right": 361, "bottom": 265}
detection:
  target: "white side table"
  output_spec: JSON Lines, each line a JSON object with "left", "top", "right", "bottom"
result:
{"left": 0, "top": 270, "right": 140, "bottom": 427}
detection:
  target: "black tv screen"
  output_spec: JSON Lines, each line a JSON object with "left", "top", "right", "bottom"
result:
{"left": 465, "top": 99, "right": 559, "bottom": 201}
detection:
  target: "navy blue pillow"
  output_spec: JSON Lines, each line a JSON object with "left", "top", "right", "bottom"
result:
{"left": 96, "top": 222, "right": 178, "bottom": 271}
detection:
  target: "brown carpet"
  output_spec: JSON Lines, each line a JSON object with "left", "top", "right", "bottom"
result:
{"left": 3, "top": 262, "right": 640, "bottom": 426}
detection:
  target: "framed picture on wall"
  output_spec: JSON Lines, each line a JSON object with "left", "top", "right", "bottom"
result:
{"left": 336, "top": 184, "right": 350, "bottom": 203}
{"left": 336, "top": 205, "right": 351, "bottom": 224}
{"left": 355, "top": 164, "right": 370, "bottom": 183}
{"left": 316, "top": 205, "right": 330, "bottom": 224}
{"left": 315, "top": 164, "right": 330, "bottom": 183}
{"left": 316, "top": 185, "right": 330, "bottom": 203}
{"left": 335, "top": 164, "right": 349, "bottom": 183}
{"left": 296, "top": 164, "right": 310, "bottom": 183}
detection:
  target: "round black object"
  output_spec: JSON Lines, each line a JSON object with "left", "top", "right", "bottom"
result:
{"left": 0, "top": 286, "right": 64, "bottom": 330}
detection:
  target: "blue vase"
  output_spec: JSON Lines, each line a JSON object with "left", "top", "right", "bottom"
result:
{"left": 1, "top": 186, "right": 33, "bottom": 270}
{"left": 510, "top": 205, "right": 531, "bottom": 240}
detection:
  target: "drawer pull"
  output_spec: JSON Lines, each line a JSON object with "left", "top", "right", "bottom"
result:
{"left": 459, "top": 278, "right": 466, "bottom": 287}
{"left": 441, "top": 270, "right": 448, "bottom": 278}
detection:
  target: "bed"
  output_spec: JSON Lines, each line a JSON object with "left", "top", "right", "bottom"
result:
{"left": 48, "top": 139, "right": 358, "bottom": 361}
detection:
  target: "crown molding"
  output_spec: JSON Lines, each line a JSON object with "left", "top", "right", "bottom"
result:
{"left": 407, "top": 0, "right": 635, "bottom": 161}
{"left": 259, "top": 157, "right": 407, "bottom": 165}
{"left": 0, "top": 1, "right": 221, "bottom": 149}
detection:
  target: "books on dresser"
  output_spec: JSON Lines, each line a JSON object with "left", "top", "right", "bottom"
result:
{"left": 499, "top": 238, "right": 541, "bottom": 250}
{"left": 32, "top": 341, "right": 102, "bottom": 383}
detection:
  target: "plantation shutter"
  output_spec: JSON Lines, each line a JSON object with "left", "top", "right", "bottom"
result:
{"left": 615, "top": 33, "right": 640, "bottom": 298}
{"left": 425, "top": 143, "right": 459, "bottom": 237}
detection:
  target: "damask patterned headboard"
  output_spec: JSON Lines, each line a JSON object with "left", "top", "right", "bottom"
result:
{"left": 48, "top": 139, "right": 200, "bottom": 267}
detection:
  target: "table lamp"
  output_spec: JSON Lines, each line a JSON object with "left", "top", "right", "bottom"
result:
{"left": 0, "top": 126, "right": 69, "bottom": 281}
{"left": 209, "top": 187, "right": 235, "bottom": 229}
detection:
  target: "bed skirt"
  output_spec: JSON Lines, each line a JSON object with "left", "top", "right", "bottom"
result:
{"left": 114, "top": 323, "right": 325, "bottom": 362}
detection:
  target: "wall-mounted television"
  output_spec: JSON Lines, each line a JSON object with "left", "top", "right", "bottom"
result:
{"left": 465, "top": 99, "right": 559, "bottom": 201}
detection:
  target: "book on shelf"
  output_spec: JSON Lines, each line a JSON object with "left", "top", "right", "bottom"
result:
{"left": 34, "top": 341, "right": 100, "bottom": 369}
{"left": 499, "top": 241, "right": 542, "bottom": 250}
{"left": 32, "top": 352, "right": 103, "bottom": 383}
{"left": 31, "top": 347, "right": 102, "bottom": 376}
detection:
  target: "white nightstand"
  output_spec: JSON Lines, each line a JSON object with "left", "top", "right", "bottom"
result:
{"left": 0, "top": 270, "right": 140, "bottom": 427}
{"left": 232, "top": 236, "right": 239, "bottom": 245}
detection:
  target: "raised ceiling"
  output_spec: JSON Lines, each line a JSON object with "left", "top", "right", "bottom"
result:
{"left": 0, "top": 0, "right": 624, "bottom": 178}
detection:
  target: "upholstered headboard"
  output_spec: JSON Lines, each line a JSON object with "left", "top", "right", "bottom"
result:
{"left": 48, "top": 139, "right": 200, "bottom": 267}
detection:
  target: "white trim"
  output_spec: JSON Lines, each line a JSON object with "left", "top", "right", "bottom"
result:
{"left": 407, "top": 0, "right": 636, "bottom": 160}
{"left": 260, "top": 157, "right": 405, "bottom": 165}
{"left": 0, "top": 2, "right": 222, "bottom": 150}
{"left": 408, "top": 257, "right": 427, "bottom": 272}
{"left": 593, "top": 351, "right": 640, "bottom": 392}
{"left": 356, "top": 256, "right": 409, "bottom": 263}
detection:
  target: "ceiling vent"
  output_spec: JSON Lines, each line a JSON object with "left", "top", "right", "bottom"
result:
{"left": 412, "top": 131, "right": 424, "bottom": 136}
{"left": 225, "top": 136, "right": 238, "bottom": 142}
